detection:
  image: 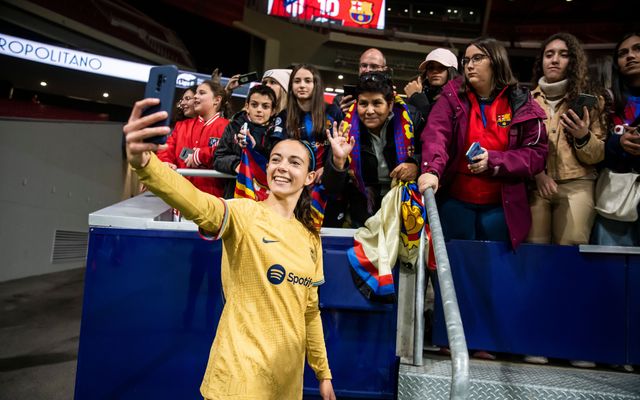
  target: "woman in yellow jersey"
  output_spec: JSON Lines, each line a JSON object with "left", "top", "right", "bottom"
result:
{"left": 123, "top": 98, "right": 344, "bottom": 400}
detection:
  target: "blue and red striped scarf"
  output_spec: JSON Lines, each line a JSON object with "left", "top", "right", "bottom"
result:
{"left": 347, "top": 181, "right": 430, "bottom": 300}
{"left": 234, "top": 144, "right": 269, "bottom": 201}
{"left": 234, "top": 140, "right": 328, "bottom": 230}
{"left": 343, "top": 95, "right": 415, "bottom": 195}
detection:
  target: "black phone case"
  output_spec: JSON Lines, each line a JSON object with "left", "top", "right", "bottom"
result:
{"left": 238, "top": 72, "right": 258, "bottom": 85}
{"left": 142, "top": 65, "right": 179, "bottom": 144}
{"left": 343, "top": 85, "right": 357, "bottom": 98}
{"left": 569, "top": 94, "right": 597, "bottom": 120}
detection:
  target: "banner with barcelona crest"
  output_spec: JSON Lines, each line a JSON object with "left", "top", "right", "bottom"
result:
{"left": 267, "top": 0, "right": 386, "bottom": 30}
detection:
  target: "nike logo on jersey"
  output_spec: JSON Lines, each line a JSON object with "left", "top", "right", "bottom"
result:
{"left": 262, "top": 237, "right": 279, "bottom": 243}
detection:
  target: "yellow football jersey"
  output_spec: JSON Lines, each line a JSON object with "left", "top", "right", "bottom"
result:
{"left": 136, "top": 154, "right": 331, "bottom": 400}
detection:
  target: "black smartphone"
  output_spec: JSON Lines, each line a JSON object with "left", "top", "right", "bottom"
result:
{"left": 237, "top": 71, "right": 259, "bottom": 85}
{"left": 343, "top": 84, "right": 357, "bottom": 98}
{"left": 569, "top": 93, "right": 598, "bottom": 120}
{"left": 142, "top": 65, "right": 179, "bottom": 144}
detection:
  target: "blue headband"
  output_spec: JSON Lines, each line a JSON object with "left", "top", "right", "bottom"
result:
{"left": 300, "top": 140, "right": 316, "bottom": 171}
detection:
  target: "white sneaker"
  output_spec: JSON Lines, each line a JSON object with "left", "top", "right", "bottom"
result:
{"left": 524, "top": 355, "right": 548, "bottom": 364}
{"left": 611, "top": 364, "right": 634, "bottom": 372}
{"left": 570, "top": 360, "right": 596, "bottom": 368}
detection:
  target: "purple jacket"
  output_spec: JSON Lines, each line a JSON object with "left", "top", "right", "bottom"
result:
{"left": 421, "top": 77, "right": 548, "bottom": 249}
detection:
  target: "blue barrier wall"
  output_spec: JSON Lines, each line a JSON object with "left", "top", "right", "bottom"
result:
{"left": 75, "top": 228, "right": 398, "bottom": 400}
{"left": 629, "top": 256, "right": 640, "bottom": 365}
{"left": 432, "top": 240, "right": 631, "bottom": 365}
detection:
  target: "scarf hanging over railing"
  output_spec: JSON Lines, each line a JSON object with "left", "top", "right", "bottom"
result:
{"left": 347, "top": 181, "right": 428, "bottom": 302}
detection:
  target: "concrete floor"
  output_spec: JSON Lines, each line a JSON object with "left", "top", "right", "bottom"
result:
{"left": 0, "top": 268, "right": 84, "bottom": 400}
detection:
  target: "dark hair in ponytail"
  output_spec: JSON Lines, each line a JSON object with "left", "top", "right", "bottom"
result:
{"left": 272, "top": 139, "right": 319, "bottom": 235}
{"left": 294, "top": 186, "right": 318, "bottom": 235}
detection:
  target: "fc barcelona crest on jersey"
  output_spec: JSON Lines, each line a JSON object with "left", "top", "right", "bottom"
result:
{"left": 497, "top": 113, "right": 512, "bottom": 127}
{"left": 349, "top": 1, "right": 374, "bottom": 25}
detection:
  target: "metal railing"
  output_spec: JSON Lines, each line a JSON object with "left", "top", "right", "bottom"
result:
{"left": 175, "top": 169, "right": 235, "bottom": 179}
{"left": 414, "top": 188, "right": 469, "bottom": 399}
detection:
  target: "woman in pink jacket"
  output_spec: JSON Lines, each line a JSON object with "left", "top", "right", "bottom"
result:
{"left": 418, "top": 37, "right": 548, "bottom": 250}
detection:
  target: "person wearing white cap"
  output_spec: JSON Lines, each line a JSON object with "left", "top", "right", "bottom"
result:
{"left": 261, "top": 68, "right": 291, "bottom": 114}
{"left": 404, "top": 48, "right": 460, "bottom": 135}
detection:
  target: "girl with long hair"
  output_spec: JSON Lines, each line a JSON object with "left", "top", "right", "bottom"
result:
{"left": 157, "top": 80, "right": 229, "bottom": 196}
{"left": 526, "top": 32, "right": 608, "bottom": 247}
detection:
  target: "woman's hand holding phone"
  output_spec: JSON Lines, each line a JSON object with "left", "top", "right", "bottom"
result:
{"left": 620, "top": 125, "right": 640, "bottom": 156}
{"left": 468, "top": 147, "right": 489, "bottom": 174}
{"left": 123, "top": 98, "right": 171, "bottom": 169}
{"left": 560, "top": 107, "right": 590, "bottom": 139}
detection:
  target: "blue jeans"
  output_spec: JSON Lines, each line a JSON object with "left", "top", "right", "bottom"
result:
{"left": 590, "top": 214, "right": 640, "bottom": 246}
{"left": 439, "top": 197, "right": 509, "bottom": 242}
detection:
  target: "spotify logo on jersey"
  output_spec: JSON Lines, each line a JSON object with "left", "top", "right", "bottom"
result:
{"left": 266, "top": 264, "right": 286, "bottom": 285}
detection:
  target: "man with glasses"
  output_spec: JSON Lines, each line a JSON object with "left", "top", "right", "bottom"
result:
{"left": 334, "top": 48, "right": 389, "bottom": 118}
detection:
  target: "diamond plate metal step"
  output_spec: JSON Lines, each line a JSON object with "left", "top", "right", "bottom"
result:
{"left": 399, "top": 354, "right": 640, "bottom": 400}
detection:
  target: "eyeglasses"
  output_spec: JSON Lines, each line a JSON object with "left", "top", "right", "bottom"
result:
{"left": 461, "top": 54, "right": 489, "bottom": 67}
{"left": 359, "top": 63, "right": 385, "bottom": 71}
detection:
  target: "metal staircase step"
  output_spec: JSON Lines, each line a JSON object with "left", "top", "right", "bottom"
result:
{"left": 398, "top": 354, "right": 640, "bottom": 400}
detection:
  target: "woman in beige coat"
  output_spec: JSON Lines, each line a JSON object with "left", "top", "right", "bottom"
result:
{"left": 527, "top": 32, "right": 608, "bottom": 246}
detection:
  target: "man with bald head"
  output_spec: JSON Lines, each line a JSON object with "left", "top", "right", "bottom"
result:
{"left": 335, "top": 48, "right": 389, "bottom": 115}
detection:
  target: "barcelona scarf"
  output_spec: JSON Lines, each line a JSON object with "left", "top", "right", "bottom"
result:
{"left": 233, "top": 139, "right": 329, "bottom": 230}
{"left": 234, "top": 143, "right": 269, "bottom": 201}
{"left": 343, "top": 95, "right": 414, "bottom": 195}
{"left": 299, "top": 112, "right": 332, "bottom": 229}
{"left": 347, "top": 181, "right": 430, "bottom": 302}
{"left": 309, "top": 141, "right": 328, "bottom": 230}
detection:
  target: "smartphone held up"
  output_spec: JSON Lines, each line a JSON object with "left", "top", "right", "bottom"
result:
{"left": 237, "top": 71, "right": 259, "bottom": 85}
{"left": 142, "top": 65, "right": 179, "bottom": 144}
{"left": 568, "top": 93, "right": 597, "bottom": 120}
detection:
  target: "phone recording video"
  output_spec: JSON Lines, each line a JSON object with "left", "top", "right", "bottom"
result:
{"left": 237, "top": 71, "right": 259, "bottom": 85}
{"left": 343, "top": 84, "right": 357, "bottom": 98}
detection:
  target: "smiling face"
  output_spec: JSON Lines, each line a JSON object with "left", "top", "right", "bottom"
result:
{"left": 246, "top": 93, "right": 274, "bottom": 125}
{"left": 179, "top": 89, "right": 195, "bottom": 117}
{"left": 291, "top": 68, "right": 315, "bottom": 102}
{"left": 193, "top": 83, "right": 221, "bottom": 118}
{"left": 542, "top": 39, "right": 570, "bottom": 83}
{"left": 356, "top": 92, "right": 392, "bottom": 133}
{"left": 267, "top": 140, "right": 315, "bottom": 198}
{"left": 617, "top": 35, "right": 640, "bottom": 81}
